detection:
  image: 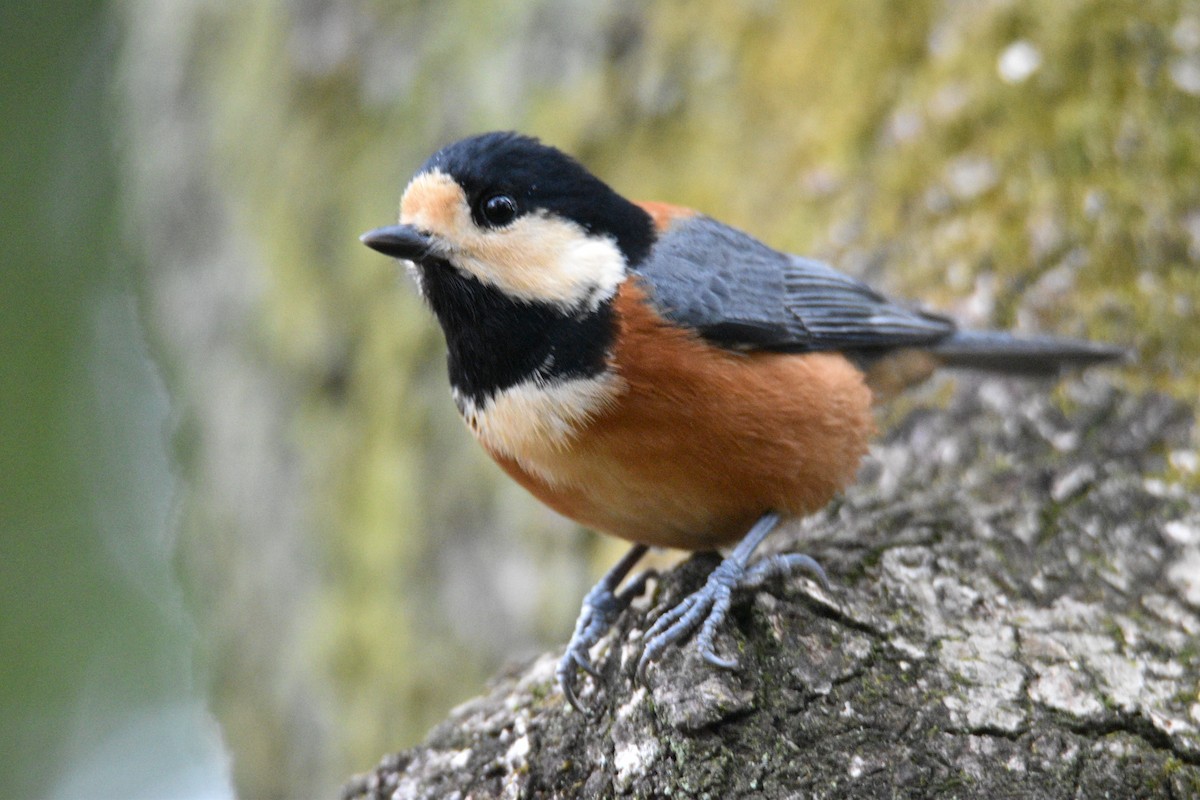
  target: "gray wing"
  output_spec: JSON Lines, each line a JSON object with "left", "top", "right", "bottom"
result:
{"left": 632, "top": 215, "right": 955, "bottom": 353}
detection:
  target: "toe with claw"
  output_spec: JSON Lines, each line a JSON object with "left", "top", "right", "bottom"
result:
{"left": 557, "top": 544, "right": 653, "bottom": 713}
{"left": 637, "top": 512, "right": 830, "bottom": 675}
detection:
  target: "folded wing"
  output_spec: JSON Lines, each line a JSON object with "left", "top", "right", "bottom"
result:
{"left": 633, "top": 215, "right": 954, "bottom": 355}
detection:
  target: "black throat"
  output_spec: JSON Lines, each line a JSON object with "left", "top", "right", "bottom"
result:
{"left": 417, "top": 258, "right": 616, "bottom": 407}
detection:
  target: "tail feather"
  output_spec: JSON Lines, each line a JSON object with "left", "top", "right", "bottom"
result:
{"left": 930, "top": 330, "right": 1127, "bottom": 375}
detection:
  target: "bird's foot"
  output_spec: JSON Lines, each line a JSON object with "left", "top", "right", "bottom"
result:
{"left": 638, "top": 514, "right": 829, "bottom": 674}
{"left": 742, "top": 551, "right": 830, "bottom": 594}
{"left": 557, "top": 545, "right": 653, "bottom": 714}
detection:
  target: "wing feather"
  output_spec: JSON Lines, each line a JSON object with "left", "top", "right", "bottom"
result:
{"left": 633, "top": 216, "right": 954, "bottom": 353}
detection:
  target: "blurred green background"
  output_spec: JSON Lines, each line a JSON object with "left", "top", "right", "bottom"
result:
{"left": 3, "top": 0, "right": 1197, "bottom": 798}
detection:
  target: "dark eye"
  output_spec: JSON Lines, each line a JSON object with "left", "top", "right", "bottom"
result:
{"left": 480, "top": 194, "right": 518, "bottom": 227}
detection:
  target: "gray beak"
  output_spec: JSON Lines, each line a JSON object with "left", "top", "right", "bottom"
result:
{"left": 359, "top": 224, "right": 435, "bottom": 261}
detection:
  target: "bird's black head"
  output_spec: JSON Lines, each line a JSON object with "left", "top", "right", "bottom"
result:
{"left": 360, "top": 133, "right": 649, "bottom": 406}
{"left": 361, "top": 132, "right": 654, "bottom": 312}
{"left": 416, "top": 132, "right": 655, "bottom": 267}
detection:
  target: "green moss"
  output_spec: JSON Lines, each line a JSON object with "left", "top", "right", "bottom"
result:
{"left": 1158, "top": 757, "right": 1200, "bottom": 795}
{"left": 529, "top": 680, "right": 551, "bottom": 703}
{"left": 858, "top": 666, "right": 900, "bottom": 705}
{"left": 141, "top": 0, "right": 1199, "bottom": 794}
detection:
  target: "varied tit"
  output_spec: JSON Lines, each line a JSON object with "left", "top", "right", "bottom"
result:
{"left": 361, "top": 132, "right": 1123, "bottom": 713}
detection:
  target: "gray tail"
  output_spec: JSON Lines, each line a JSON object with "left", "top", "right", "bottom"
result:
{"left": 929, "top": 330, "right": 1127, "bottom": 376}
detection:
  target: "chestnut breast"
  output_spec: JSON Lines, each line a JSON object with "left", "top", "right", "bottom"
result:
{"left": 484, "top": 280, "right": 875, "bottom": 550}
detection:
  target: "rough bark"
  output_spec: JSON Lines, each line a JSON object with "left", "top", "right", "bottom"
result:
{"left": 342, "top": 377, "right": 1200, "bottom": 799}
{"left": 117, "top": 1, "right": 1200, "bottom": 793}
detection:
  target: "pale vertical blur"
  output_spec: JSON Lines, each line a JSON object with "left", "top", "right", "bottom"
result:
{"left": 1, "top": 1, "right": 234, "bottom": 798}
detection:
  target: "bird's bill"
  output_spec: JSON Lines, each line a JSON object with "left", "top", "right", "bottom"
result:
{"left": 359, "top": 224, "right": 435, "bottom": 261}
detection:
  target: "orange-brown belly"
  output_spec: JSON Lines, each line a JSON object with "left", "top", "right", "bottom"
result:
{"left": 487, "top": 282, "right": 875, "bottom": 550}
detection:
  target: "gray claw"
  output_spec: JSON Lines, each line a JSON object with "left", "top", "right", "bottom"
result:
{"left": 557, "top": 545, "right": 653, "bottom": 714}
{"left": 639, "top": 560, "right": 742, "bottom": 673}
{"left": 636, "top": 513, "right": 831, "bottom": 676}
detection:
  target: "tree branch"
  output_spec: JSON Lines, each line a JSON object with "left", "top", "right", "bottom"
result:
{"left": 345, "top": 378, "right": 1200, "bottom": 799}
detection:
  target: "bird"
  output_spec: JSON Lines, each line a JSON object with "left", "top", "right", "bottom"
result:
{"left": 360, "top": 131, "right": 1123, "bottom": 713}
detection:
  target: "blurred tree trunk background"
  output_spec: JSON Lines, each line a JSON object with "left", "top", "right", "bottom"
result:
{"left": 108, "top": 0, "right": 1200, "bottom": 798}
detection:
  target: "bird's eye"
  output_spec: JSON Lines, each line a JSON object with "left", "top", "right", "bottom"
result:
{"left": 480, "top": 194, "right": 519, "bottom": 227}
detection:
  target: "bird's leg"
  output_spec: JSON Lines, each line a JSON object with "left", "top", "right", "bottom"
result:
{"left": 558, "top": 543, "right": 655, "bottom": 713}
{"left": 638, "top": 512, "right": 828, "bottom": 673}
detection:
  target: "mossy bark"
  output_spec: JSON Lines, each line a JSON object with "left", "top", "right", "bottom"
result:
{"left": 117, "top": 0, "right": 1200, "bottom": 795}
{"left": 345, "top": 380, "right": 1199, "bottom": 799}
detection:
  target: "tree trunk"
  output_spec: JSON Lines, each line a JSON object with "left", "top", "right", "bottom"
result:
{"left": 342, "top": 377, "right": 1200, "bottom": 799}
